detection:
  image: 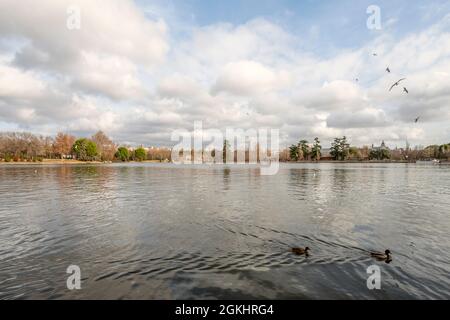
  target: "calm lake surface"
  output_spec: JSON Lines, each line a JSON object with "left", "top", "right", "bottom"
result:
{"left": 0, "top": 163, "right": 449, "bottom": 299}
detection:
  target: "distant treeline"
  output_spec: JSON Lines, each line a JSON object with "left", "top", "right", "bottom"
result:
{"left": 285, "top": 136, "right": 450, "bottom": 162}
{"left": 0, "top": 131, "right": 171, "bottom": 162}
{"left": 1, "top": 131, "right": 449, "bottom": 163}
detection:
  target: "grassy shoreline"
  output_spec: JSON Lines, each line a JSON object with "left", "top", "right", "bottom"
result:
{"left": 0, "top": 159, "right": 167, "bottom": 165}
{"left": 1, "top": 159, "right": 448, "bottom": 166}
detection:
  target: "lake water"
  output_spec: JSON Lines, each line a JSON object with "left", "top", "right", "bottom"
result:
{"left": 0, "top": 163, "right": 449, "bottom": 299}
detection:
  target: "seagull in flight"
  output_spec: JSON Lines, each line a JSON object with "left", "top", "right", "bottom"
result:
{"left": 414, "top": 116, "right": 420, "bottom": 123}
{"left": 403, "top": 87, "right": 409, "bottom": 94}
{"left": 389, "top": 78, "right": 406, "bottom": 91}
{"left": 386, "top": 67, "right": 391, "bottom": 73}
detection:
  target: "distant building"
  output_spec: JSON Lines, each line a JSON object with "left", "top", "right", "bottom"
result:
{"left": 371, "top": 140, "right": 390, "bottom": 152}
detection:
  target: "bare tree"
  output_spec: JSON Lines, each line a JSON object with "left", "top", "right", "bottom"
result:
{"left": 147, "top": 147, "right": 171, "bottom": 162}
{"left": 0, "top": 132, "right": 51, "bottom": 160}
{"left": 53, "top": 132, "right": 76, "bottom": 159}
{"left": 41, "top": 136, "right": 55, "bottom": 159}
{"left": 91, "top": 131, "right": 117, "bottom": 161}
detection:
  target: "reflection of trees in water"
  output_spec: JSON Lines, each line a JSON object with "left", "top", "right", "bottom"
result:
{"left": 221, "top": 167, "right": 231, "bottom": 191}
{"left": 48, "top": 165, "right": 117, "bottom": 272}
{"left": 287, "top": 169, "right": 311, "bottom": 200}
{"left": 53, "top": 165, "right": 122, "bottom": 255}
{"left": 55, "top": 165, "right": 116, "bottom": 196}
{"left": 331, "top": 169, "right": 350, "bottom": 195}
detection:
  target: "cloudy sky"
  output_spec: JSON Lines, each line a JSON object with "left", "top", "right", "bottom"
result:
{"left": 0, "top": 0, "right": 449, "bottom": 148}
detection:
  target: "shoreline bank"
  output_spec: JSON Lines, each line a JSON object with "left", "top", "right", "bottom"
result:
{"left": 1, "top": 160, "right": 449, "bottom": 166}
{"left": 0, "top": 159, "right": 167, "bottom": 165}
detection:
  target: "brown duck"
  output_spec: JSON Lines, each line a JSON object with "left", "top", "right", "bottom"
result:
{"left": 371, "top": 249, "right": 392, "bottom": 262}
{"left": 291, "top": 247, "right": 310, "bottom": 256}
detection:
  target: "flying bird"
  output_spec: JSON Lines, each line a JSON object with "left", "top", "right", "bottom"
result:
{"left": 373, "top": 53, "right": 378, "bottom": 56}
{"left": 386, "top": 67, "right": 391, "bottom": 73}
{"left": 355, "top": 78, "right": 359, "bottom": 82}
{"left": 389, "top": 78, "right": 406, "bottom": 91}
{"left": 415, "top": 116, "right": 420, "bottom": 123}
{"left": 403, "top": 87, "right": 409, "bottom": 94}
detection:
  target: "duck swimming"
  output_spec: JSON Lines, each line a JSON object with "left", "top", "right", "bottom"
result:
{"left": 371, "top": 249, "right": 392, "bottom": 262}
{"left": 291, "top": 247, "right": 310, "bottom": 256}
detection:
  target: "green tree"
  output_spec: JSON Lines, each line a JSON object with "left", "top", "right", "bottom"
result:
{"left": 380, "top": 148, "right": 391, "bottom": 160}
{"left": 369, "top": 149, "right": 378, "bottom": 160}
{"left": 348, "top": 147, "right": 361, "bottom": 160}
{"left": 311, "top": 137, "right": 321, "bottom": 161}
{"left": 223, "top": 139, "right": 231, "bottom": 163}
{"left": 369, "top": 148, "right": 391, "bottom": 160}
{"left": 289, "top": 144, "right": 299, "bottom": 161}
{"left": 438, "top": 144, "right": 449, "bottom": 159}
{"left": 134, "top": 147, "right": 147, "bottom": 162}
{"left": 330, "top": 136, "right": 350, "bottom": 161}
{"left": 341, "top": 136, "right": 350, "bottom": 160}
{"left": 72, "top": 138, "right": 98, "bottom": 161}
{"left": 298, "top": 140, "right": 310, "bottom": 160}
{"left": 115, "top": 147, "right": 130, "bottom": 162}
{"left": 330, "top": 138, "right": 340, "bottom": 160}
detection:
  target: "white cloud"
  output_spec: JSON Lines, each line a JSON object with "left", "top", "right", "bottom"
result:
{"left": 0, "top": 0, "right": 169, "bottom": 100}
{"left": 327, "top": 108, "right": 389, "bottom": 128}
{"left": 0, "top": 3, "right": 449, "bottom": 147}
{"left": 74, "top": 51, "right": 146, "bottom": 100}
{"left": 300, "top": 80, "right": 367, "bottom": 112}
{"left": 212, "top": 60, "right": 292, "bottom": 96}
{"left": 0, "top": 64, "right": 45, "bottom": 99}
